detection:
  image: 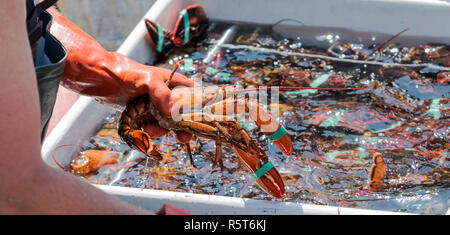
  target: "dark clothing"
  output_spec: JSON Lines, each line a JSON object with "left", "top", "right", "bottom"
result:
{"left": 26, "top": 0, "right": 67, "bottom": 140}
{"left": 35, "top": 11, "right": 67, "bottom": 140}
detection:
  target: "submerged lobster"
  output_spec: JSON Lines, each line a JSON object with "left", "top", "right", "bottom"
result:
{"left": 144, "top": 4, "right": 209, "bottom": 58}
{"left": 118, "top": 62, "right": 293, "bottom": 198}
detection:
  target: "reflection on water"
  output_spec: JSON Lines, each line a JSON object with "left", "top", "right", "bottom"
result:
{"left": 71, "top": 21, "right": 449, "bottom": 214}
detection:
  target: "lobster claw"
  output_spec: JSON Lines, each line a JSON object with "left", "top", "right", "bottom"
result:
{"left": 437, "top": 71, "right": 450, "bottom": 83}
{"left": 129, "top": 130, "right": 153, "bottom": 156}
{"left": 144, "top": 19, "right": 175, "bottom": 57}
{"left": 119, "top": 126, "right": 162, "bottom": 161}
{"left": 246, "top": 100, "right": 293, "bottom": 157}
{"left": 369, "top": 153, "right": 387, "bottom": 191}
{"left": 232, "top": 146, "right": 286, "bottom": 199}
{"left": 210, "top": 96, "right": 293, "bottom": 157}
{"left": 172, "top": 4, "right": 209, "bottom": 46}
{"left": 211, "top": 52, "right": 228, "bottom": 69}
{"left": 271, "top": 134, "right": 293, "bottom": 157}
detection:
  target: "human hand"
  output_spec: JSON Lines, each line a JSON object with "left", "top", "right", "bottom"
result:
{"left": 48, "top": 13, "right": 194, "bottom": 142}
{"left": 139, "top": 65, "right": 195, "bottom": 143}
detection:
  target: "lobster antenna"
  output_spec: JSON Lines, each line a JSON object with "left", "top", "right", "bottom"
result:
{"left": 237, "top": 86, "right": 368, "bottom": 93}
{"left": 367, "top": 27, "right": 409, "bottom": 58}
{"left": 51, "top": 144, "right": 86, "bottom": 172}
{"left": 166, "top": 59, "right": 185, "bottom": 86}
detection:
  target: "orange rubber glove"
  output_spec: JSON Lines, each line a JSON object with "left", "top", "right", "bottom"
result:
{"left": 48, "top": 12, "right": 194, "bottom": 142}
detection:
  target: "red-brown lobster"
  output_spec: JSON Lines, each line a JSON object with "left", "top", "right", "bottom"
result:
{"left": 118, "top": 62, "right": 293, "bottom": 199}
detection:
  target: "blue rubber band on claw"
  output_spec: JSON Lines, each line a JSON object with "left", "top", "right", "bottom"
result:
{"left": 157, "top": 24, "right": 164, "bottom": 52}
{"left": 268, "top": 126, "right": 288, "bottom": 141}
{"left": 117, "top": 152, "right": 125, "bottom": 164}
{"left": 250, "top": 161, "right": 274, "bottom": 180}
{"left": 181, "top": 9, "right": 190, "bottom": 43}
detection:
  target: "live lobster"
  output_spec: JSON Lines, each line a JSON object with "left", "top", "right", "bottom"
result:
{"left": 118, "top": 61, "right": 293, "bottom": 198}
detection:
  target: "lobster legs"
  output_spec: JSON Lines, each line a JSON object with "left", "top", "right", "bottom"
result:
{"left": 178, "top": 111, "right": 288, "bottom": 198}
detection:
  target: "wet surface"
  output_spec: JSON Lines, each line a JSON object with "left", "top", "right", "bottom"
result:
{"left": 67, "top": 21, "right": 449, "bottom": 214}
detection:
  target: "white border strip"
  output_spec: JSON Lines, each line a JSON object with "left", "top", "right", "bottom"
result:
{"left": 97, "top": 185, "right": 411, "bottom": 215}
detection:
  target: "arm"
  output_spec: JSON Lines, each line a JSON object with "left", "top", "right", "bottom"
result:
{"left": 47, "top": 8, "right": 193, "bottom": 141}
{"left": 0, "top": 0, "right": 152, "bottom": 214}
{"left": 47, "top": 8, "right": 194, "bottom": 114}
